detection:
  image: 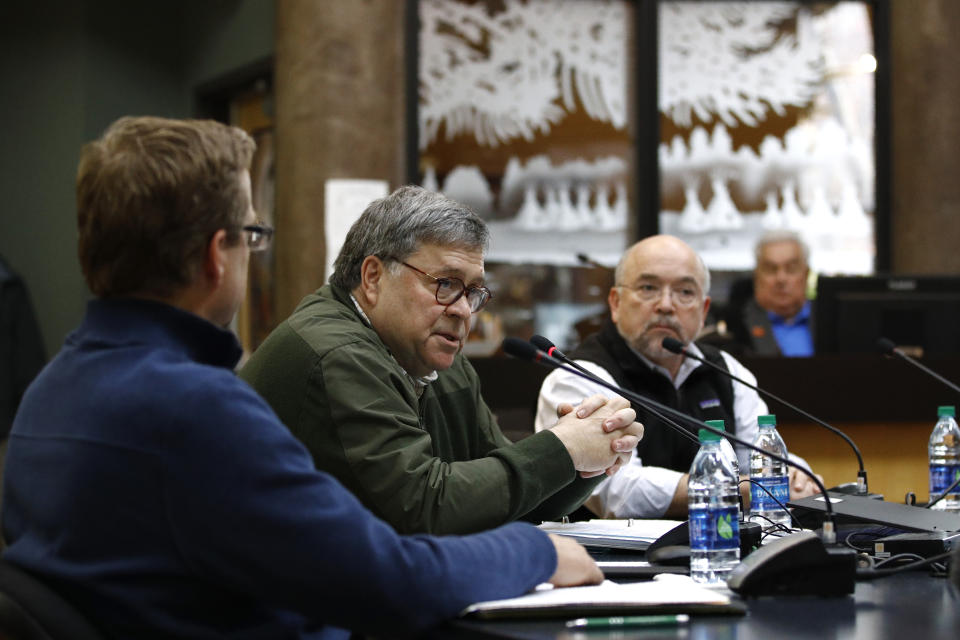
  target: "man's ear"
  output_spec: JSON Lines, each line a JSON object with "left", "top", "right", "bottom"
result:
{"left": 608, "top": 286, "right": 621, "bottom": 324}
{"left": 700, "top": 295, "right": 712, "bottom": 330}
{"left": 204, "top": 229, "right": 230, "bottom": 289}
{"left": 357, "top": 255, "right": 387, "bottom": 306}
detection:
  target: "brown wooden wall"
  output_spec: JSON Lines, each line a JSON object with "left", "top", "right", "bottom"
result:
{"left": 274, "top": 0, "right": 408, "bottom": 319}
{"left": 890, "top": 1, "right": 960, "bottom": 273}
{"left": 472, "top": 355, "right": 960, "bottom": 504}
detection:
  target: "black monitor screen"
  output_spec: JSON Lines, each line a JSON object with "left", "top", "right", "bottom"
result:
{"left": 814, "top": 275, "right": 960, "bottom": 356}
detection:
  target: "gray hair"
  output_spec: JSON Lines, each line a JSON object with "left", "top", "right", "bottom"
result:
{"left": 613, "top": 238, "right": 712, "bottom": 296}
{"left": 330, "top": 185, "right": 489, "bottom": 291}
{"left": 754, "top": 230, "right": 809, "bottom": 265}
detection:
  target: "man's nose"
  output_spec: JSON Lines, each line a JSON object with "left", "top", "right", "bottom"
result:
{"left": 445, "top": 294, "right": 473, "bottom": 319}
{"left": 654, "top": 287, "right": 676, "bottom": 311}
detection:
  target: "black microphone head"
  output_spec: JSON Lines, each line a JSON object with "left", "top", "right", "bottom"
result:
{"left": 502, "top": 337, "right": 539, "bottom": 361}
{"left": 877, "top": 337, "right": 897, "bottom": 356}
{"left": 661, "top": 337, "right": 686, "bottom": 354}
{"left": 530, "top": 335, "right": 556, "bottom": 353}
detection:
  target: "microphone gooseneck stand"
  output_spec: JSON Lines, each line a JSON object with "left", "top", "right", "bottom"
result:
{"left": 660, "top": 336, "right": 870, "bottom": 495}
{"left": 877, "top": 337, "right": 960, "bottom": 396}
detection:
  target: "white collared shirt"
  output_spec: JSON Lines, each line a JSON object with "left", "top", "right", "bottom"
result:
{"left": 534, "top": 343, "right": 777, "bottom": 518}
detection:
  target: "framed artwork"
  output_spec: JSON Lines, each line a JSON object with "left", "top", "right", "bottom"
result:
{"left": 410, "top": 0, "right": 888, "bottom": 350}
{"left": 412, "top": 0, "right": 635, "bottom": 350}
{"left": 654, "top": 0, "right": 888, "bottom": 288}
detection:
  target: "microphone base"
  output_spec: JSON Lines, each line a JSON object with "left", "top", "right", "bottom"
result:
{"left": 727, "top": 531, "right": 857, "bottom": 597}
{"left": 645, "top": 519, "right": 763, "bottom": 568}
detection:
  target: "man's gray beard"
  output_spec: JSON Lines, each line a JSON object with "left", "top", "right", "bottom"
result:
{"left": 634, "top": 333, "right": 671, "bottom": 362}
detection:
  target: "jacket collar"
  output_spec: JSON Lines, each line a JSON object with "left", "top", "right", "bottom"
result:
{"left": 76, "top": 298, "right": 242, "bottom": 369}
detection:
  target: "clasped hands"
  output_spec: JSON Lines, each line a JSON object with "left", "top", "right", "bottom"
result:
{"left": 549, "top": 394, "right": 643, "bottom": 479}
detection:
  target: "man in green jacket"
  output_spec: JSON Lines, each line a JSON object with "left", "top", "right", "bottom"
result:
{"left": 241, "top": 186, "right": 643, "bottom": 535}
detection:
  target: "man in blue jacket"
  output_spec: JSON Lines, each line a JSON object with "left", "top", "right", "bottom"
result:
{"left": 0, "top": 116, "right": 627, "bottom": 639}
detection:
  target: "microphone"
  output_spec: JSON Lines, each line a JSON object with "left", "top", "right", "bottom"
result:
{"left": 576, "top": 253, "right": 609, "bottom": 270}
{"left": 503, "top": 336, "right": 839, "bottom": 544}
{"left": 877, "top": 337, "right": 960, "bottom": 396}
{"left": 661, "top": 336, "right": 870, "bottom": 496}
{"left": 530, "top": 334, "right": 568, "bottom": 362}
{"left": 530, "top": 335, "right": 699, "bottom": 446}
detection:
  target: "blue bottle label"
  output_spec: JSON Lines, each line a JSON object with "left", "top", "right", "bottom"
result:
{"left": 689, "top": 506, "right": 739, "bottom": 551}
{"left": 929, "top": 464, "right": 960, "bottom": 496}
{"left": 750, "top": 476, "right": 790, "bottom": 512}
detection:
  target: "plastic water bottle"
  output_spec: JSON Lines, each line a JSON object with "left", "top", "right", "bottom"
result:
{"left": 705, "top": 419, "right": 742, "bottom": 520}
{"left": 688, "top": 428, "right": 740, "bottom": 584}
{"left": 705, "top": 419, "right": 740, "bottom": 479}
{"left": 929, "top": 405, "right": 960, "bottom": 512}
{"left": 749, "top": 414, "right": 791, "bottom": 528}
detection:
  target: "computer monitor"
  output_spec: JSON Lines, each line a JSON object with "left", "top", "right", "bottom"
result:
{"left": 814, "top": 275, "right": 960, "bottom": 356}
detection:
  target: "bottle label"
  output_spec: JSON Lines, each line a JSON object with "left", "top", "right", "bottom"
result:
{"left": 750, "top": 476, "right": 790, "bottom": 512}
{"left": 689, "top": 506, "right": 739, "bottom": 551}
{"left": 929, "top": 464, "right": 960, "bottom": 496}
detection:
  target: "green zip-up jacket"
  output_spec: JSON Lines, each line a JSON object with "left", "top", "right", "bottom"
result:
{"left": 240, "top": 284, "right": 600, "bottom": 535}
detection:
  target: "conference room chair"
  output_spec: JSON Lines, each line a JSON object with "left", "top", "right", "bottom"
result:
{"left": 0, "top": 558, "right": 104, "bottom": 640}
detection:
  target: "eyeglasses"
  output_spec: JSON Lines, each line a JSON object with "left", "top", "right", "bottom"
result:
{"left": 241, "top": 223, "right": 274, "bottom": 252}
{"left": 399, "top": 262, "right": 492, "bottom": 313}
{"left": 617, "top": 281, "right": 702, "bottom": 307}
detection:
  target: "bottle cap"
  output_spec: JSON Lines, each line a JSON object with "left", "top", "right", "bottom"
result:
{"left": 698, "top": 428, "right": 721, "bottom": 443}
{"left": 758, "top": 414, "right": 777, "bottom": 426}
{"left": 938, "top": 406, "right": 956, "bottom": 418}
{"left": 704, "top": 419, "right": 726, "bottom": 432}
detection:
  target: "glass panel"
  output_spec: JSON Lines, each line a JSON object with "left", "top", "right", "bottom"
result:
{"left": 417, "top": 0, "right": 634, "bottom": 352}
{"left": 658, "top": 1, "right": 877, "bottom": 287}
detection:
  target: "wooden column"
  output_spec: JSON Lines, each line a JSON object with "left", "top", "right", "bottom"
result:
{"left": 273, "top": 0, "right": 408, "bottom": 318}
{"left": 890, "top": 1, "right": 960, "bottom": 274}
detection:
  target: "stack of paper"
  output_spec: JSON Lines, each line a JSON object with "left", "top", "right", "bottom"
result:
{"left": 461, "top": 575, "right": 744, "bottom": 619}
{"left": 538, "top": 519, "right": 682, "bottom": 550}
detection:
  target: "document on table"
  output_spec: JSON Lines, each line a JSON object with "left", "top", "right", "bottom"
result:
{"left": 460, "top": 575, "right": 745, "bottom": 620}
{"left": 538, "top": 519, "right": 682, "bottom": 550}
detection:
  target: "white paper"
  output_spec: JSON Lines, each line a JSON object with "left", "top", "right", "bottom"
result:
{"left": 461, "top": 576, "right": 729, "bottom": 617}
{"left": 324, "top": 180, "right": 389, "bottom": 283}
{"left": 537, "top": 519, "right": 682, "bottom": 549}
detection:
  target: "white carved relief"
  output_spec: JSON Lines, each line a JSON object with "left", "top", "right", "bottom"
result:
{"left": 419, "top": 0, "right": 627, "bottom": 149}
{"left": 659, "top": 2, "right": 823, "bottom": 128}
{"left": 418, "top": 0, "right": 874, "bottom": 274}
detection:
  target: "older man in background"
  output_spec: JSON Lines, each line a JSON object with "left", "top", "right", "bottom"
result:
{"left": 726, "top": 230, "right": 814, "bottom": 357}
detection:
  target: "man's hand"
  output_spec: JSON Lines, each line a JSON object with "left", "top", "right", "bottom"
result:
{"left": 546, "top": 534, "right": 604, "bottom": 587}
{"left": 550, "top": 394, "right": 643, "bottom": 475}
{"left": 788, "top": 466, "right": 823, "bottom": 499}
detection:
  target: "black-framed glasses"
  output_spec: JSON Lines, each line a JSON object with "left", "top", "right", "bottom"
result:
{"left": 241, "top": 223, "right": 274, "bottom": 252}
{"left": 399, "top": 262, "right": 492, "bottom": 313}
